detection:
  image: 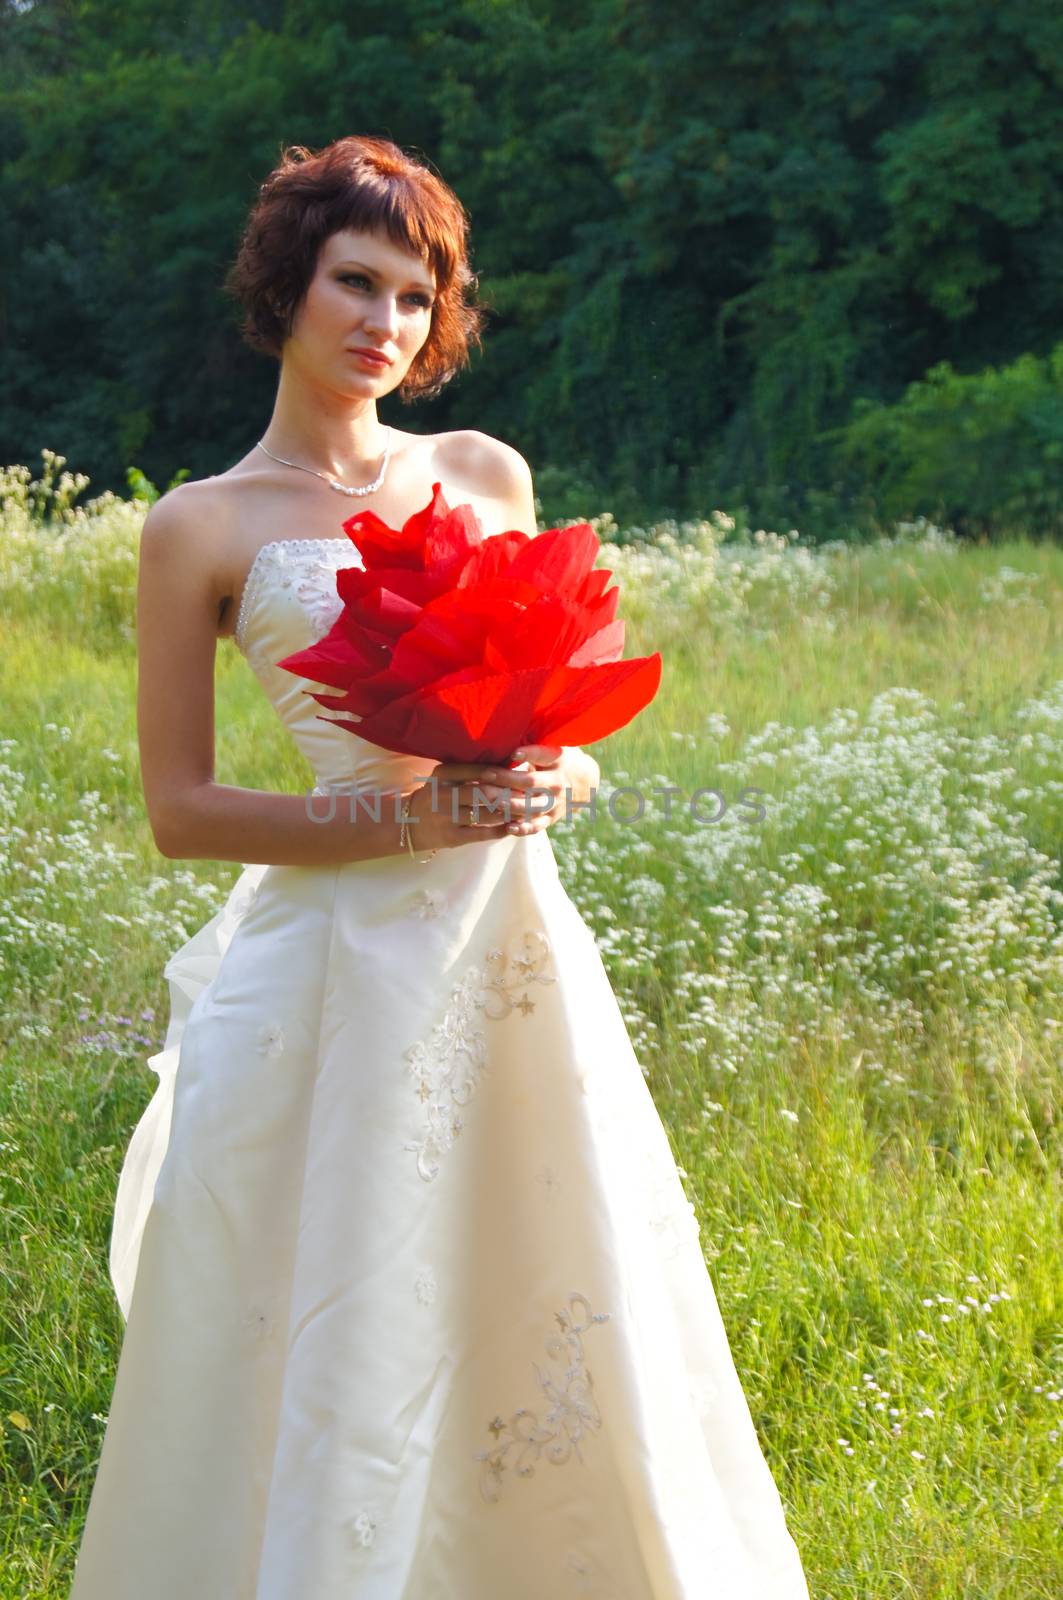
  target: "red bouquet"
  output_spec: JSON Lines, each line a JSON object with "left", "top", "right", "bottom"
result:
{"left": 276, "top": 482, "right": 662, "bottom": 765}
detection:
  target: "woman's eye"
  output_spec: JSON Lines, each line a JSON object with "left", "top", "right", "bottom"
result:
{"left": 340, "top": 274, "right": 432, "bottom": 308}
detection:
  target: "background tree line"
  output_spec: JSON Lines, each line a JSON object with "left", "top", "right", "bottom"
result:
{"left": 3, "top": 0, "right": 1063, "bottom": 539}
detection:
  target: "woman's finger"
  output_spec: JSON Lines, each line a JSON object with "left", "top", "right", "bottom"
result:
{"left": 505, "top": 743, "right": 563, "bottom": 769}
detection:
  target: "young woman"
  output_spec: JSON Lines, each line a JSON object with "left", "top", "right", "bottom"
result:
{"left": 69, "top": 135, "right": 810, "bottom": 1598}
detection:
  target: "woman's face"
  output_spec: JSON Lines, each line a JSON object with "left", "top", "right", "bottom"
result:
{"left": 284, "top": 227, "right": 437, "bottom": 395}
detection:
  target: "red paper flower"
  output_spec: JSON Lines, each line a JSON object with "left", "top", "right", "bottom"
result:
{"left": 276, "top": 482, "right": 662, "bottom": 764}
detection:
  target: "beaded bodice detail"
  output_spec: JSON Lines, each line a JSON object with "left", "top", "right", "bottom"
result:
{"left": 233, "top": 537, "right": 352, "bottom": 656}
{"left": 231, "top": 536, "right": 438, "bottom": 798}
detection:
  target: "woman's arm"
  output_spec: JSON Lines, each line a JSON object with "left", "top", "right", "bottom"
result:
{"left": 480, "top": 441, "right": 603, "bottom": 822}
{"left": 136, "top": 444, "right": 600, "bottom": 866}
{"left": 135, "top": 489, "right": 417, "bottom": 867}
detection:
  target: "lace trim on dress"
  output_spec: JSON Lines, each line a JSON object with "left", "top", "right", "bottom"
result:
{"left": 403, "top": 930, "right": 556, "bottom": 1182}
{"left": 474, "top": 1291, "right": 612, "bottom": 1504}
{"left": 347, "top": 1507, "right": 378, "bottom": 1548}
{"left": 233, "top": 537, "right": 353, "bottom": 655}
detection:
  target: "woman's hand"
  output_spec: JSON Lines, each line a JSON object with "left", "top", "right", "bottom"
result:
{"left": 478, "top": 744, "right": 601, "bottom": 837}
{"left": 402, "top": 745, "right": 600, "bottom": 850}
{"left": 402, "top": 763, "right": 512, "bottom": 852}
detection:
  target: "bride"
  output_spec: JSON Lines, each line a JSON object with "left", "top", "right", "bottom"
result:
{"left": 69, "top": 134, "right": 810, "bottom": 1598}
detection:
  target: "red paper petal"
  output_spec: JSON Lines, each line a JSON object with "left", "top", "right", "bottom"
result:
{"left": 580, "top": 567, "right": 614, "bottom": 604}
{"left": 504, "top": 522, "right": 600, "bottom": 589}
{"left": 276, "top": 487, "right": 660, "bottom": 766}
{"left": 422, "top": 502, "right": 485, "bottom": 568}
{"left": 341, "top": 484, "right": 486, "bottom": 572}
{"left": 567, "top": 616, "right": 626, "bottom": 666}
{"left": 455, "top": 529, "right": 533, "bottom": 587}
{"left": 391, "top": 596, "right": 529, "bottom": 686}
{"left": 486, "top": 592, "right": 619, "bottom": 670}
{"left": 348, "top": 653, "right": 661, "bottom": 765}
{"left": 343, "top": 585, "right": 425, "bottom": 637}
{"left": 528, "top": 655, "right": 663, "bottom": 747}
{"left": 338, "top": 505, "right": 418, "bottom": 569}
{"left": 335, "top": 565, "right": 442, "bottom": 610}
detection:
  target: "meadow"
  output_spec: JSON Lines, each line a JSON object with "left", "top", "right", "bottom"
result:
{"left": 1, "top": 453, "right": 1061, "bottom": 1597}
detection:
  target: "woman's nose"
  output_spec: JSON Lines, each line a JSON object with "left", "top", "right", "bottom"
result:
{"left": 362, "top": 296, "right": 401, "bottom": 337}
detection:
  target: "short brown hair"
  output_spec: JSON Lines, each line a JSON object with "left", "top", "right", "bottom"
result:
{"left": 223, "top": 135, "right": 489, "bottom": 402}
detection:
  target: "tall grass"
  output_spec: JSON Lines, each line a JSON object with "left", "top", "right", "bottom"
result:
{"left": 1, "top": 456, "right": 1060, "bottom": 1596}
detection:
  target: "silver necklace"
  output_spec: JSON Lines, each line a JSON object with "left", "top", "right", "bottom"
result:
{"left": 255, "top": 427, "right": 392, "bottom": 497}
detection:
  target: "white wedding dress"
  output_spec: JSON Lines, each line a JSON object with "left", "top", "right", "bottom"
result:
{"left": 69, "top": 534, "right": 810, "bottom": 1599}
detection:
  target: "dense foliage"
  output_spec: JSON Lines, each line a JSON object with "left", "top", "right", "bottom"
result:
{"left": 3, "top": 0, "right": 1063, "bottom": 536}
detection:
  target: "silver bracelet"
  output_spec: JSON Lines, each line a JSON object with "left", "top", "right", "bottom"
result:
{"left": 399, "top": 793, "right": 437, "bottom": 864}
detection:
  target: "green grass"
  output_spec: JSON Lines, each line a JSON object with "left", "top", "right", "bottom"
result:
{"left": 1, "top": 488, "right": 1061, "bottom": 1596}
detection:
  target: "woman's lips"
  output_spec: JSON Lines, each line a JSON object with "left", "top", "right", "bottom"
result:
{"left": 350, "top": 350, "right": 390, "bottom": 368}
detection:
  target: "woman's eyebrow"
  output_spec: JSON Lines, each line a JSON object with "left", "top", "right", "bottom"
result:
{"left": 334, "top": 259, "right": 436, "bottom": 293}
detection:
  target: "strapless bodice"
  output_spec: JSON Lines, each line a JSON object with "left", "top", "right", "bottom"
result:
{"left": 232, "top": 537, "right": 440, "bottom": 796}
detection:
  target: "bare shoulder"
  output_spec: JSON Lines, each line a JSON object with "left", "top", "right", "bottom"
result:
{"left": 137, "top": 477, "right": 229, "bottom": 605}
{"left": 434, "top": 429, "right": 537, "bottom": 534}
{"left": 435, "top": 429, "right": 532, "bottom": 496}
{"left": 139, "top": 476, "right": 220, "bottom": 545}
